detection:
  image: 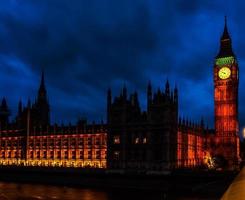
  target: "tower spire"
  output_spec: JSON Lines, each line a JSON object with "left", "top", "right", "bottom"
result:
{"left": 41, "top": 70, "right": 45, "bottom": 87}
{"left": 38, "top": 70, "right": 47, "bottom": 99}
{"left": 221, "top": 16, "right": 230, "bottom": 40}
{"left": 216, "top": 16, "right": 234, "bottom": 58}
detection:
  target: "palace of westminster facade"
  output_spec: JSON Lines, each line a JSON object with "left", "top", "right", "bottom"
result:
{"left": 0, "top": 20, "right": 240, "bottom": 170}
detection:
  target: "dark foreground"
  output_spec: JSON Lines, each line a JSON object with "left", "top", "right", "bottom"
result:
{"left": 0, "top": 166, "right": 238, "bottom": 200}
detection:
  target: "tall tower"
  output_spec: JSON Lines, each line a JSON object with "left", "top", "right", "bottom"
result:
{"left": 33, "top": 71, "right": 50, "bottom": 127}
{"left": 214, "top": 17, "right": 240, "bottom": 168}
{"left": 0, "top": 98, "right": 10, "bottom": 128}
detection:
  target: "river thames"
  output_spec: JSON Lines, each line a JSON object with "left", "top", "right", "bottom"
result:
{"left": 0, "top": 181, "right": 218, "bottom": 200}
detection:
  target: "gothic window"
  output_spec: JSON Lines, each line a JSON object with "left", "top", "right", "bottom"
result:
{"left": 43, "top": 151, "right": 47, "bottom": 159}
{"left": 56, "top": 141, "right": 61, "bottom": 147}
{"left": 95, "top": 138, "right": 100, "bottom": 145}
{"left": 143, "top": 137, "right": 147, "bottom": 144}
{"left": 113, "top": 135, "right": 120, "bottom": 144}
{"left": 80, "top": 151, "right": 84, "bottom": 159}
{"left": 88, "top": 150, "right": 92, "bottom": 159}
{"left": 37, "top": 151, "right": 40, "bottom": 159}
{"left": 96, "top": 151, "right": 100, "bottom": 159}
{"left": 72, "top": 151, "right": 76, "bottom": 160}
{"left": 49, "top": 140, "right": 54, "bottom": 147}
{"left": 57, "top": 151, "right": 61, "bottom": 159}
{"left": 30, "top": 151, "right": 33, "bottom": 159}
{"left": 113, "top": 151, "right": 120, "bottom": 160}
{"left": 78, "top": 138, "right": 83, "bottom": 146}
{"left": 63, "top": 139, "right": 68, "bottom": 147}
{"left": 64, "top": 151, "right": 68, "bottom": 159}
{"left": 135, "top": 137, "right": 139, "bottom": 144}
{"left": 50, "top": 151, "right": 54, "bottom": 159}
{"left": 71, "top": 138, "right": 76, "bottom": 147}
{"left": 14, "top": 151, "right": 18, "bottom": 158}
{"left": 87, "top": 138, "right": 92, "bottom": 146}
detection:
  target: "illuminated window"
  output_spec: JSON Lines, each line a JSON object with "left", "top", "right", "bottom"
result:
{"left": 64, "top": 151, "right": 68, "bottom": 159}
{"left": 80, "top": 151, "right": 84, "bottom": 159}
{"left": 78, "top": 139, "right": 83, "bottom": 146}
{"left": 113, "top": 136, "right": 120, "bottom": 144}
{"left": 135, "top": 138, "right": 139, "bottom": 144}
{"left": 87, "top": 138, "right": 92, "bottom": 145}
{"left": 72, "top": 151, "right": 76, "bottom": 159}
{"left": 30, "top": 151, "right": 33, "bottom": 159}
{"left": 96, "top": 138, "right": 100, "bottom": 145}
{"left": 50, "top": 151, "right": 54, "bottom": 159}
{"left": 37, "top": 151, "right": 40, "bottom": 159}
{"left": 96, "top": 151, "right": 100, "bottom": 159}
{"left": 57, "top": 151, "right": 61, "bottom": 159}
{"left": 88, "top": 151, "right": 92, "bottom": 159}
{"left": 113, "top": 151, "right": 120, "bottom": 160}
{"left": 43, "top": 151, "right": 47, "bottom": 159}
{"left": 143, "top": 137, "right": 147, "bottom": 144}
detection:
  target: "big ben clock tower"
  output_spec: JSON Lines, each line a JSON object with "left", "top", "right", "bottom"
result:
{"left": 214, "top": 17, "right": 240, "bottom": 168}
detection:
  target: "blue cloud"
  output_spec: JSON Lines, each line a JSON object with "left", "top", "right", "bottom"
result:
{"left": 0, "top": 0, "right": 244, "bottom": 137}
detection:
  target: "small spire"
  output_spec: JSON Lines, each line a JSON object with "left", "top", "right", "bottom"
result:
{"left": 27, "top": 98, "right": 31, "bottom": 108}
{"left": 147, "top": 80, "right": 152, "bottom": 90}
{"left": 41, "top": 69, "right": 45, "bottom": 86}
{"left": 147, "top": 80, "right": 152, "bottom": 104}
{"left": 1, "top": 98, "right": 7, "bottom": 108}
{"left": 107, "top": 87, "right": 112, "bottom": 102}
{"left": 18, "top": 99, "right": 23, "bottom": 114}
{"left": 200, "top": 117, "right": 204, "bottom": 128}
{"left": 133, "top": 91, "right": 139, "bottom": 104}
{"left": 122, "top": 84, "right": 127, "bottom": 99}
{"left": 38, "top": 69, "right": 47, "bottom": 98}
{"left": 221, "top": 16, "right": 230, "bottom": 40}
{"left": 165, "top": 79, "right": 170, "bottom": 96}
{"left": 174, "top": 84, "right": 178, "bottom": 101}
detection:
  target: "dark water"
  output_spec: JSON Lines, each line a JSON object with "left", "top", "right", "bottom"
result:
{"left": 0, "top": 182, "right": 215, "bottom": 200}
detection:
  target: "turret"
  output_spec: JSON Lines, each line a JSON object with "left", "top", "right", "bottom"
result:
{"left": 0, "top": 98, "right": 10, "bottom": 128}
{"left": 107, "top": 88, "right": 112, "bottom": 123}
{"left": 18, "top": 100, "right": 23, "bottom": 115}
{"left": 174, "top": 85, "right": 178, "bottom": 103}
{"left": 165, "top": 79, "right": 170, "bottom": 97}
{"left": 122, "top": 84, "right": 127, "bottom": 100}
{"left": 147, "top": 81, "right": 152, "bottom": 106}
{"left": 33, "top": 70, "right": 50, "bottom": 127}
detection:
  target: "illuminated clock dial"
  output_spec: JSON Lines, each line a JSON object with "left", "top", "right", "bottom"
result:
{"left": 218, "top": 67, "right": 231, "bottom": 79}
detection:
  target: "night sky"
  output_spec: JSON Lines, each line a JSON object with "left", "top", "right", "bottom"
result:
{"left": 0, "top": 0, "right": 244, "bottom": 132}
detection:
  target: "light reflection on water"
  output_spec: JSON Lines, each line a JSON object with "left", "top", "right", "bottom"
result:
{"left": 0, "top": 182, "right": 213, "bottom": 200}
{"left": 0, "top": 182, "right": 163, "bottom": 200}
{"left": 0, "top": 182, "right": 107, "bottom": 200}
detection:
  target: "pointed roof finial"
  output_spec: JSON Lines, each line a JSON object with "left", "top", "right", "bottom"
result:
{"left": 221, "top": 15, "right": 230, "bottom": 40}
{"left": 216, "top": 16, "right": 234, "bottom": 58}
{"left": 38, "top": 69, "right": 47, "bottom": 98}
{"left": 27, "top": 98, "right": 31, "bottom": 108}
{"left": 41, "top": 69, "right": 45, "bottom": 88}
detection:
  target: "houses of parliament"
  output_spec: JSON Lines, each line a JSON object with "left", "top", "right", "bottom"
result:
{"left": 0, "top": 19, "right": 240, "bottom": 170}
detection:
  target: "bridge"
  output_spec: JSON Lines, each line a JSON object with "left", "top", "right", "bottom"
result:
{"left": 221, "top": 167, "right": 245, "bottom": 199}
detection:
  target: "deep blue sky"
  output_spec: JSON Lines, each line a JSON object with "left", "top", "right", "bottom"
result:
{"left": 0, "top": 0, "right": 244, "bottom": 131}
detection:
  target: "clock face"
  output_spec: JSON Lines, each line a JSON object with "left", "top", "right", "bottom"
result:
{"left": 218, "top": 67, "right": 231, "bottom": 79}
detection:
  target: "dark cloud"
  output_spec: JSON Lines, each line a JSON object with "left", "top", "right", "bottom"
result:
{"left": 0, "top": 0, "right": 245, "bottom": 135}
